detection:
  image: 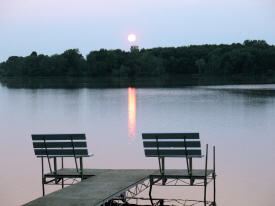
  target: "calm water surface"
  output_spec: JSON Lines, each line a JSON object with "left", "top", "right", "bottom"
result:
{"left": 0, "top": 77, "right": 275, "bottom": 205}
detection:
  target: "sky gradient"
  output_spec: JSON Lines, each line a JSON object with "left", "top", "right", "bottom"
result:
{"left": 1, "top": 0, "right": 275, "bottom": 62}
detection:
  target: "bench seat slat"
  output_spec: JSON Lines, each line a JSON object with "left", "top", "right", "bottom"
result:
{"left": 33, "top": 142, "right": 87, "bottom": 148}
{"left": 34, "top": 149, "right": 88, "bottom": 156}
{"left": 36, "top": 154, "right": 94, "bottom": 157}
{"left": 32, "top": 134, "right": 86, "bottom": 141}
{"left": 142, "top": 133, "right": 199, "bottom": 140}
{"left": 145, "top": 149, "right": 202, "bottom": 157}
{"left": 143, "top": 141, "right": 201, "bottom": 148}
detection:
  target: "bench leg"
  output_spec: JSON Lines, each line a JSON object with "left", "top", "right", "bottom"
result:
{"left": 158, "top": 157, "right": 165, "bottom": 174}
{"left": 190, "top": 177, "right": 194, "bottom": 185}
{"left": 213, "top": 173, "right": 216, "bottom": 206}
{"left": 149, "top": 177, "right": 153, "bottom": 205}
{"left": 80, "top": 157, "right": 83, "bottom": 181}
{"left": 54, "top": 157, "right": 57, "bottom": 184}
{"left": 213, "top": 146, "right": 216, "bottom": 206}
{"left": 204, "top": 178, "right": 207, "bottom": 206}
{"left": 42, "top": 178, "right": 45, "bottom": 196}
{"left": 41, "top": 158, "right": 45, "bottom": 196}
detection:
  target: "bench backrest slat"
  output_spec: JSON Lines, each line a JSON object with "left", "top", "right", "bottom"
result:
{"left": 142, "top": 133, "right": 199, "bottom": 140}
{"left": 33, "top": 142, "right": 87, "bottom": 148}
{"left": 34, "top": 149, "right": 88, "bottom": 156}
{"left": 145, "top": 149, "right": 202, "bottom": 157}
{"left": 142, "top": 133, "right": 201, "bottom": 158}
{"left": 143, "top": 141, "right": 200, "bottom": 148}
{"left": 32, "top": 134, "right": 90, "bottom": 157}
{"left": 32, "top": 134, "right": 86, "bottom": 141}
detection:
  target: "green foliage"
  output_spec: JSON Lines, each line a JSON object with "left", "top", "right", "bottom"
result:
{"left": 0, "top": 67, "right": 6, "bottom": 76}
{"left": 61, "top": 49, "right": 85, "bottom": 76}
{"left": 112, "top": 64, "right": 131, "bottom": 77}
{"left": 31, "top": 51, "right": 38, "bottom": 57}
{"left": 2, "top": 40, "right": 275, "bottom": 77}
{"left": 4, "top": 56, "right": 24, "bottom": 76}
{"left": 195, "top": 59, "right": 205, "bottom": 74}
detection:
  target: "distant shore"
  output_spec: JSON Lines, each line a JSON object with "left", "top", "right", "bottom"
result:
{"left": 1, "top": 40, "right": 275, "bottom": 78}
{"left": 1, "top": 75, "right": 275, "bottom": 89}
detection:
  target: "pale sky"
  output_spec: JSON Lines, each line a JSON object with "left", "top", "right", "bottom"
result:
{"left": 1, "top": 0, "right": 275, "bottom": 62}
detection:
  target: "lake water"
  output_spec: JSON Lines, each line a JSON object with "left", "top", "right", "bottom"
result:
{"left": 0, "top": 77, "right": 275, "bottom": 205}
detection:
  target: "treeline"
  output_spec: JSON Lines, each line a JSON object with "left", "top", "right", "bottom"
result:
{"left": 1, "top": 40, "right": 275, "bottom": 77}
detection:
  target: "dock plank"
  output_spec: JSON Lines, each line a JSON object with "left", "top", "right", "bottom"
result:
{"left": 24, "top": 169, "right": 158, "bottom": 206}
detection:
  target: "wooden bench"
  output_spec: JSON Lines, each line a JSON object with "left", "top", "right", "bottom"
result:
{"left": 32, "top": 133, "right": 94, "bottom": 196}
{"left": 142, "top": 133, "right": 216, "bottom": 205}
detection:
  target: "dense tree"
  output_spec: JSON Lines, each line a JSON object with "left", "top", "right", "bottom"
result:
{"left": 1, "top": 40, "right": 275, "bottom": 77}
{"left": 0, "top": 62, "right": 6, "bottom": 76}
{"left": 2, "top": 56, "right": 24, "bottom": 76}
{"left": 195, "top": 59, "right": 206, "bottom": 74}
{"left": 30, "top": 51, "right": 38, "bottom": 57}
{"left": 61, "top": 49, "right": 85, "bottom": 76}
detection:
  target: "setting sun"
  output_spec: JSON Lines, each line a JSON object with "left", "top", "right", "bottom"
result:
{"left": 128, "top": 34, "right": 136, "bottom": 42}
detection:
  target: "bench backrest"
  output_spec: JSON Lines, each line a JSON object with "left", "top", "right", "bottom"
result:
{"left": 32, "top": 134, "right": 90, "bottom": 157}
{"left": 142, "top": 133, "right": 202, "bottom": 157}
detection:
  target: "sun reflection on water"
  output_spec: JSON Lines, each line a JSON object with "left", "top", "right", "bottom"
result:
{"left": 128, "top": 87, "right": 136, "bottom": 144}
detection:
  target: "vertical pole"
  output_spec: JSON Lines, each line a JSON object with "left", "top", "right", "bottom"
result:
{"left": 80, "top": 157, "right": 83, "bottom": 181}
{"left": 149, "top": 177, "right": 153, "bottom": 206}
{"left": 61, "top": 149, "right": 64, "bottom": 188}
{"left": 162, "top": 157, "right": 166, "bottom": 185}
{"left": 42, "top": 158, "right": 45, "bottom": 196}
{"left": 184, "top": 136, "right": 190, "bottom": 174}
{"left": 213, "top": 146, "right": 216, "bottom": 205}
{"left": 54, "top": 157, "right": 57, "bottom": 184}
{"left": 204, "top": 144, "right": 208, "bottom": 205}
{"left": 70, "top": 135, "right": 78, "bottom": 172}
{"left": 43, "top": 136, "right": 52, "bottom": 173}
{"left": 190, "top": 158, "right": 194, "bottom": 185}
{"left": 156, "top": 135, "right": 162, "bottom": 174}
{"left": 123, "top": 192, "right": 127, "bottom": 202}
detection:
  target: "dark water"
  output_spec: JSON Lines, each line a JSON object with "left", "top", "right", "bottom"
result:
{"left": 1, "top": 75, "right": 275, "bottom": 88}
{"left": 0, "top": 77, "right": 275, "bottom": 205}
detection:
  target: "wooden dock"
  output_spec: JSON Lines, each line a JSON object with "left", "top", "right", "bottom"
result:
{"left": 24, "top": 169, "right": 215, "bottom": 206}
{"left": 24, "top": 169, "right": 158, "bottom": 206}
